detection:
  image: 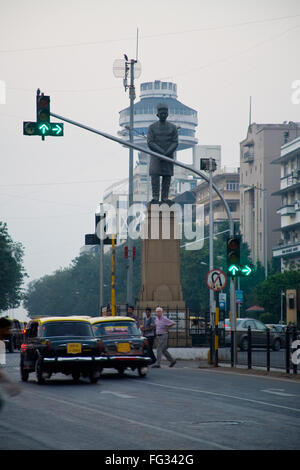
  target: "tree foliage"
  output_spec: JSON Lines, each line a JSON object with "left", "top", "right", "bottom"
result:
{"left": 256, "top": 270, "right": 300, "bottom": 322}
{"left": 0, "top": 222, "right": 26, "bottom": 312}
{"left": 24, "top": 220, "right": 292, "bottom": 320}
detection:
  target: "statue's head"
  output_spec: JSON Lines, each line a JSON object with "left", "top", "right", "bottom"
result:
{"left": 156, "top": 103, "right": 168, "bottom": 122}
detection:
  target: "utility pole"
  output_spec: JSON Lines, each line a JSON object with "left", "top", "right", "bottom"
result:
{"left": 127, "top": 59, "right": 136, "bottom": 306}
{"left": 111, "top": 234, "right": 116, "bottom": 316}
{"left": 99, "top": 206, "right": 104, "bottom": 314}
{"left": 209, "top": 158, "right": 215, "bottom": 327}
{"left": 113, "top": 55, "right": 141, "bottom": 306}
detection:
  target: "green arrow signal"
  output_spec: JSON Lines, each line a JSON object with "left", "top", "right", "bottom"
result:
{"left": 241, "top": 265, "right": 252, "bottom": 276}
{"left": 39, "top": 124, "right": 50, "bottom": 135}
{"left": 52, "top": 124, "right": 62, "bottom": 135}
{"left": 228, "top": 265, "right": 239, "bottom": 276}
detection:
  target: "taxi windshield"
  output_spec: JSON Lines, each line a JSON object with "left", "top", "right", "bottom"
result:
{"left": 92, "top": 321, "right": 140, "bottom": 338}
{"left": 41, "top": 321, "right": 93, "bottom": 337}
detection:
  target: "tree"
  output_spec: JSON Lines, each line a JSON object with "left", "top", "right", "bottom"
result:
{"left": 256, "top": 270, "right": 300, "bottom": 322}
{"left": 0, "top": 222, "right": 26, "bottom": 312}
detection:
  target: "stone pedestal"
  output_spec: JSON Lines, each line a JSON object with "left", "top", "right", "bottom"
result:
{"left": 137, "top": 204, "right": 186, "bottom": 310}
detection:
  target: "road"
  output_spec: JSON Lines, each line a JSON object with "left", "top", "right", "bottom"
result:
{"left": 1, "top": 352, "right": 300, "bottom": 450}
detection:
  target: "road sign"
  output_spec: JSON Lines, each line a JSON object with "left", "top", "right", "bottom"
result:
{"left": 236, "top": 290, "right": 244, "bottom": 304}
{"left": 206, "top": 269, "right": 227, "bottom": 292}
{"left": 219, "top": 292, "right": 227, "bottom": 311}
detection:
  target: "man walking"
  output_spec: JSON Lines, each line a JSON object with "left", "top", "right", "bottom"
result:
{"left": 152, "top": 307, "right": 176, "bottom": 368}
{"left": 141, "top": 308, "right": 156, "bottom": 365}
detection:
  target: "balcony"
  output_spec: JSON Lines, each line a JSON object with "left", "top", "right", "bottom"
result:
{"left": 277, "top": 204, "right": 296, "bottom": 216}
{"left": 242, "top": 150, "right": 254, "bottom": 163}
{"left": 273, "top": 240, "right": 300, "bottom": 258}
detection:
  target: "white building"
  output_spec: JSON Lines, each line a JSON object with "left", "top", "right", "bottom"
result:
{"left": 272, "top": 135, "right": 300, "bottom": 270}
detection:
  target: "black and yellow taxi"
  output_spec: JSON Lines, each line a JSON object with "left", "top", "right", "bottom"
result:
{"left": 90, "top": 316, "right": 152, "bottom": 377}
{"left": 20, "top": 316, "right": 106, "bottom": 384}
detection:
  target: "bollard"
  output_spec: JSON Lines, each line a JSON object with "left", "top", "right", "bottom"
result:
{"left": 247, "top": 326, "right": 252, "bottom": 369}
{"left": 231, "top": 330, "right": 234, "bottom": 368}
{"left": 285, "top": 327, "right": 290, "bottom": 374}
{"left": 292, "top": 326, "right": 297, "bottom": 375}
{"left": 266, "top": 327, "right": 270, "bottom": 372}
{"left": 209, "top": 327, "right": 214, "bottom": 365}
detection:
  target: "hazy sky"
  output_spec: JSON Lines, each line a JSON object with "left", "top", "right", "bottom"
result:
{"left": 1, "top": 0, "right": 300, "bottom": 319}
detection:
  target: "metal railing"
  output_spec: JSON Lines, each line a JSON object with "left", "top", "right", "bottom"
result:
{"left": 215, "top": 326, "right": 300, "bottom": 373}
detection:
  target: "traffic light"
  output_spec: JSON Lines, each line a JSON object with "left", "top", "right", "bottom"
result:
{"left": 36, "top": 94, "right": 50, "bottom": 136}
{"left": 23, "top": 121, "right": 37, "bottom": 136}
{"left": 124, "top": 246, "right": 128, "bottom": 258}
{"left": 227, "top": 236, "right": 240, "bottom": 277}
{"left": 133, "top": 246, "right": 136, "bottom": 260}
{"left": 23, "top": 89, "right": 64, "bottom": 139}
{"left": 200, "top": 158, "right": 217, "bottom": 171}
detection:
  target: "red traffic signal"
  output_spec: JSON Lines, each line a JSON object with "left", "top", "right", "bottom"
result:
{"left": 36, "top": 94, "right": 50, "bottom": 124}
{"left": 133, "top": 246, "right": 136, "bottom": 260}
{"left": 124, "top": 246, "right": 128, "bottom": 258}
{"left": 227, "top": 236, "right": 240, "bottom": 266}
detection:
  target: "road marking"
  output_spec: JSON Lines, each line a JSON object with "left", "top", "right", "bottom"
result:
{"left": 100, "top": 390, "right": 134, "bottom": 398}
{"left": 261, "top": 389, "right": 296, "bottom": 397}
{"left": 134, "top": 381, "right": 300, "bottom": 413}
{"left": 21, "top": 389, "right": 232, "bottom": 450}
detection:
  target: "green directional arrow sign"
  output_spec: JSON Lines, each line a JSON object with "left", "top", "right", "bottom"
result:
{"left": 38, "top": 123, "right": 50, "bottom": 135}
{"left": 228, "top": 264, "right": 239, "bottom": 276}
{"left": 51, "top": 123, "right": 63, "bottom": 136}
{"left": 240, "top": 264, "right": 253, "bottom": 277}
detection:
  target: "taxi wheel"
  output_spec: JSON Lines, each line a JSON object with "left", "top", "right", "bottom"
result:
{"left": 72, "top": 372, "right": 81, "bottom": 383}
{"left": 8, "top": 338, "right": 14, "bottom": 353}
{"left": 35, "top": 357, "right": 45, "bottom": 385}
{"left": 89, "top": 372, "right": 99, "bottom": 384}
{"left": 138, "top": 367, "right": 148, "bottom": 378}
{"left": 20, "top": 358, "right": 29, "bottom": 382}
{"left": 117, "top": 367, "right": 125, "bottom": 376}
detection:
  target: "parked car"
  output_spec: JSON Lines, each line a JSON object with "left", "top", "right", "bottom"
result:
{"left": 90, "top": 316, "right": 152, "bottom": 377}
{"left": 219, "top": 318, "right": 282, "bottom": 351}
{"left": 3, "top": 318, "right": 24, "bottom": 352}
{"left": 20, "top": 316, "right": 104, "bottom": 384}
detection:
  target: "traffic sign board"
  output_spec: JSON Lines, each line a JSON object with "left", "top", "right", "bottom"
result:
{"left": 206, "top": 269, "right": 227, "bottom": 292}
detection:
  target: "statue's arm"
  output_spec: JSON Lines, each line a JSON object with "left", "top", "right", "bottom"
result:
{"left": 147, "top": 128, "right": 165, "bottom": 155}
{"left": 165, "top": 127, "right": 179, "bottom": 156}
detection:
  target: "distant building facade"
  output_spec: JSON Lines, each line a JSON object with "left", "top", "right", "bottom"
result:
{"left": 272, "top": 135, "right": 300, "bottom": 271}
{"left": 239, "top": 122, "right": 300, "bottom": 268}
{"left": 193, "top": 167, "right": 240, "bottom": 227}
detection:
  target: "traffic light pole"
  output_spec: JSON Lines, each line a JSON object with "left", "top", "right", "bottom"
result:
{"left": 49, "top": 110, "right": 236, "bottom": 348}
{"left": 209, "top": 159, "right": 215, "bottom": 328}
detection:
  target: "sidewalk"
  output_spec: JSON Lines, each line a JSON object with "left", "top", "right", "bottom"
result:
{"left": 154, "top": 348, "right": 300, "bottom": 381}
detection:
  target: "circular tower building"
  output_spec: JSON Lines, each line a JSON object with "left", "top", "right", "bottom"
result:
{"left": 119, "top": 80, "right": 198, "bottom": 150}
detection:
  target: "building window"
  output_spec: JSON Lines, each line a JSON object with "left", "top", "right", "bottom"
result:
{"left": 226, "top": 181, "right": 239, "bottom": 191}
{"left": 259, "top": 232, "right": 262, "bottom": 251}
{"left": 154, "top": 81, "right": 160, "bottom": 89}
{"left": 162, "top": 83, "right": 167, "bottom": 89}
{"left": 228, "top": 202, "right": 237, "bottom": 212}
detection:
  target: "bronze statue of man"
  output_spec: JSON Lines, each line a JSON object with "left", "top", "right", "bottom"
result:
{"left": 147, "top": 103, "right": 178, "bottom": 204}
